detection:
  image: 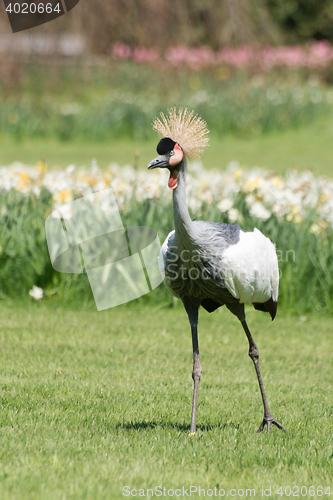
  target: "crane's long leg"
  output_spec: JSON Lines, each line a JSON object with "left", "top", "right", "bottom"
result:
{"left": 241, "top": 320, "right": 286, "bottom": 433}
{"left": 190, "top": 323, "right": 201, "bottom": 434}
{"left": 183, "top": 299, "right": 201, "bottom": 434}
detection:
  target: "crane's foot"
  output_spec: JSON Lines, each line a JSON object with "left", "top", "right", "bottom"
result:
{"left": 257, "top": 415, "right": 286, "bottom": 433}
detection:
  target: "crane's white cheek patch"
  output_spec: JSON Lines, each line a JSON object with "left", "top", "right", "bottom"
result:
{"left": 168, "top": 171, "right": 178, "bottom": 190}
{"left": 221, "top": 228, "right": 279, "bottom": 304}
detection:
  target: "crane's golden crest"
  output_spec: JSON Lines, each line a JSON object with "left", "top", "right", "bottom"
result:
{"left": 153, "top": 107, "right": 210, "bottom": 160}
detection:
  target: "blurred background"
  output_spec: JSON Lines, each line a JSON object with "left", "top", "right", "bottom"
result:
{"left": 1, "top": 0, "right": 333, "bottom": 310}
{"left": 1, "top": 0, "right": 333, "bottom": 173}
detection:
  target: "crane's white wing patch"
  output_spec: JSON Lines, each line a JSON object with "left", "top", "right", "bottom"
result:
{"left": 221, "top": 228, "right": 279, "bottom": 304}
{"left": 158, "top": 230, "right": 175, "bottom": 278}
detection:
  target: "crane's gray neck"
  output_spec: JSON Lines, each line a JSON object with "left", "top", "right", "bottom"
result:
{"left": 172, "top": 157, "right": 195, "bottom": 245}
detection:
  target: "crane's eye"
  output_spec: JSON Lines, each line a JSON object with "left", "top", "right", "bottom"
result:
{"left": 170, "top": 150, "right": 175, "bottom": 156}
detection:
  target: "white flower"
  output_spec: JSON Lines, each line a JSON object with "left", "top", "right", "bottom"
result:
{"left": 250, "top": 201, "right": 271, "bottom": 221}
{"left": 228, "top": 208, "right": 242, "bottom": 223}
{"left": 66, "top": 165, "right": 76, "bottom": 175}
{"left": 310, "top": 223, "right": 321, "bottom": 235}
{"left": 52, "top": 203, "right": 73, "bottom": 220}
{"left": 217, "top": 198, "right": 233, "bottom": 212}
{"left": 29, "top": 286, "right": 43, "bottom": 300}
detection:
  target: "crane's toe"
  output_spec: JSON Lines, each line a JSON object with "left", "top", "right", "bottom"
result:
{"left": 256, "top": 416, "right": 286, "bottom": 433}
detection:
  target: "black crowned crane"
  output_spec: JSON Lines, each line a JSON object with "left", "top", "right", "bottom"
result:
{"left": 148, "top": 108, "right": 285, "bottom": 434}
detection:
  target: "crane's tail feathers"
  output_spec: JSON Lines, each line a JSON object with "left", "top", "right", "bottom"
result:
{"left": 201, "top": 298, "right": 224, "bottom": 313}
{"left": 253, "top": 298, "right": 277, "bottom": 321}
{"left": 201, "top": 297, "right": 277, "bottom": 319}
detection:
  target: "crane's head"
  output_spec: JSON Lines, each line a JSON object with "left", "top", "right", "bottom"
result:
{"left": 148, "top": 107, "right": 209, "bottom": 190}
{"left": 148, "top": 137, "right": 183, "bottom": 190}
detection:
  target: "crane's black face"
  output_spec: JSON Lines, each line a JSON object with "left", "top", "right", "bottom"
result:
{"left": 148, "top": 137, "right": 183, "bottom": 190}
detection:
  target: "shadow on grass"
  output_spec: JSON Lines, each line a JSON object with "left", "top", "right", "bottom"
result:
{"left": 115, "top": 420, "right": 240, "bottom": 432}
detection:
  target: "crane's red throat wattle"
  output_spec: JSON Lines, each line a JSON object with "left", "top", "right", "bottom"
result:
{"left": 168, "top": 170, "right": 178, "bottom": 190}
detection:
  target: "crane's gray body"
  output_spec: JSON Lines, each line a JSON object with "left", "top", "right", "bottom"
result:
{"left": 160, "top": 220, "right": 245, "bottom": 319}
{"left": 158, "top": 160, "right": 278, "bottom": 322}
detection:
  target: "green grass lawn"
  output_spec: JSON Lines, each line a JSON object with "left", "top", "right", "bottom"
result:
{"left": 1, "top": 114, "right": 333, "bottom": 175}
{"left": 0, "top": 301, "right": 332, "bottom": 499}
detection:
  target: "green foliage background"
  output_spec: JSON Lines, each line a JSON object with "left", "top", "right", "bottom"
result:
{"left": 1, "top": 185, "right": 333, "bottom": 315}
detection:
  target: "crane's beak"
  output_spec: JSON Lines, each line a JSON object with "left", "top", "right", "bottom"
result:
{"left": 148, "top": 154, "right": 178, "bottom": 190}
{"left": 148, "top": 155, "right": 169, "bottom": 170}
